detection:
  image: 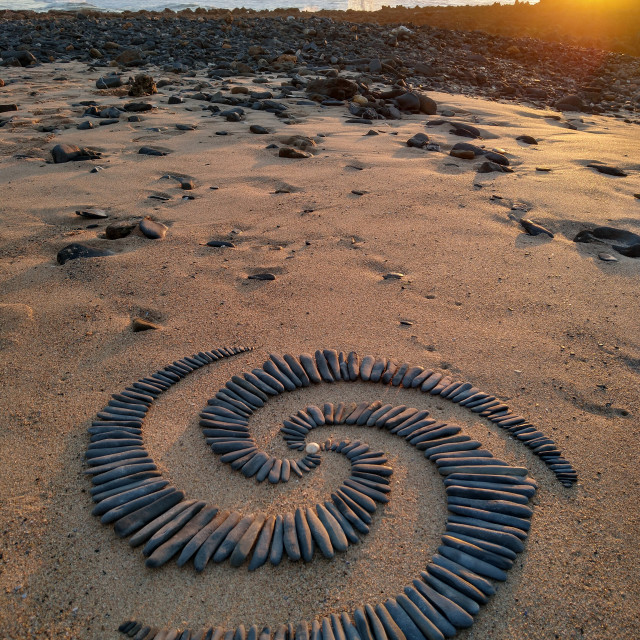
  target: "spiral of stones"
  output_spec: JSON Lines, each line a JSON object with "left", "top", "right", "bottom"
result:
{"left": 83, "top": 347, "right": 575, "bottom": 640}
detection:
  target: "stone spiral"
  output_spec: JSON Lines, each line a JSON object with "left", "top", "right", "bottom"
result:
{"left": 84, "top": 346, "right": 576, "bottom": 640}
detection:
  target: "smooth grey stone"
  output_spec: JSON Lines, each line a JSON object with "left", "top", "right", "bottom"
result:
{"left": 331, "top": 493, "right": 369, "bottom": 534}
{"left": 422, "top": 571, "right": 480, "bottom": 615}
{"left": 324, "top": 500, "right": 359, "bottom": 544}
{"left": 244, "top": 371, "right": 280, "bottom": 395}
{"left": 446, "top": 496, "right": 532, "bottom": 519}
{"left": 402, "top": 587, "right": 454, "bottom": 638}
{"left": 330, "top": 614, "right": 347, "bottom": 640}
{"left": 414, "top": 427, "right": 465, "bottom": 448}
{"left": 268, "top": 459, "right": 282, "bottom": 483}
{"left": 251, "top": 369, "right": 286, "bottom": 393}
{"left": 391, "top": 363, "right": 409, "bottom": 386}
{"left": 314, "top": 350, "right": 334, "bottom": 382}
{"left": 420, "top": 372, "right": 443, "bottom": 392}
{"left": 255, "top": 457, "right": 276, "bottom": 482}
{"left": 446, "top": 522, "right": 524, "bottom": 553}
{"left": 347, "top": 351, "right": 360, "bottom": 381}
{"left": 283, "top": 512, "right": 301, "bottom": 561}
{"left": 322, "top": 619, "right": 336, "bottom": 640}
{"left": 93, "top": 480, "right": 168, "bottom": 515}
{"left": 412, "top": 579, "right": 473, "bottom": 629}
{"left": 446, "top": 485, "right": 529, "bottom": 505}
{"left": 143, "top": 501, "right": 206, "bottom": 556}
{"left": 351, "top": 463, "right": 393, "bottom": 478}
{"left": 146, "top": 505, "right": 219, "bottom": 568}
{"left": 280, "top": 459, "right": 291, "bottom": 482}
{"left": 386, "top": 408, "right": 419, "bottom": 430}
{"left": 306, "top": 507, "right": 334, "bottom": 558}
{"left": 323, "top": 403, "right": 335, "bottom": 424}
{"left": 270, "top": 354, "right": 303, "bottom": 387}
{"left": 315, "top": 503, "right": 349, "bottom": 552}
{"left": 193, "top": 512, "right": 242, "bottom": 571}
{"left": 423, "top": 440, "right": 481, "bottom": 457}
{"left": 323, "top": 349, "right": 342, "bottom": 380}
{"left": 336, "top": 490, "right": 373, "bottom": 523}
{"left": 230, "top": 513, "right": 267, "bottom": 567}
{"left": 359, "top": 354, "right": 375, "bottom": 380}
{"left": 307, "top": 405, "right": 325, "bottom": 425}
{"left": 114, "top": 491, "right": 185, "bottom": 537}
{"left": 295, "top": 508, "right": 315, "bottom": 562}
{"left": 380, "top": 360, "right": 398, "bottom": 384}
{"left": 298, "top": 353, "right": 322, "bottom": 383}
{"left": 375, "top": 405, "right": 408, "bottom": 428}
{"left": 365, "top": 404, "right": 392, "bottom": 427}
{"left": 448, "top": 504, "right": 531, "bottom": 531}
{"left": 178, "top": 509, "right": 231, "bottom": 566}
{"left": 270, "top": 514, "right": 285, "bottom": 565}
{"left": 442, "top": 534, "right": 512, "bottom": 569}
{"left": 355, "top": 401, "right": 382, "bottom": 426}
{"left": 354, "top": 608, "right": 375, "bottom": 640}
{"left": 438, "top": 545, "right": 507, "bottom": 580}
{"left": 89, "top": 468, "right": 155, "bottom": 493}
{"left": 283, "top": 354, "right": 311, "bottom": 387}
{"left": 221, "top": 447, "right": 257, "bottom": 465}
{"left": 226, "top": 381, "right": 264, "bottom": 407}
{"left": 383, "top": 598, "right": 429, "bottom": 640}
{"left": 235, "top": 625, "right": 247, "bottom": 640}
{"left": 447, "top": 514, "right": 527, "bottom": 540}
{"left": 340, "top": 614, "right": 360, "bottom": 640}
{"left": 248, "top": 514, "right": 276, "bottom": 570}
{"left": 368, "top": 357, "right": 386, "bottom": 382}
{"left": 213, "top": 514, "right": 255, "bottom": 562}
{"left": 92, "top": 476, "right": 157, "bottom": 503}
{"left": 344, "top": 479, "right": 388, "bottom": 504}
{"left": 432, "top": 554, "right": 496, "bottom": 595}
{"left": 92, "top": 462, "right": 157, "bottom": 485}
{"left": 296, "top": 622, "right": 310, "bottom": 640}
{"left": 264, "top": 360, "right": 296, "bottom": 390}
{"left": 374, "top": 603, "right": 405, "bottom": 640}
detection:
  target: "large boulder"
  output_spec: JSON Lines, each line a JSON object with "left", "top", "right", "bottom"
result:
{"left": 554, "top": 94, "right": 584, "bottom": 112}
{"left": 306, "top": 77, "right": 359, "bottom": 101}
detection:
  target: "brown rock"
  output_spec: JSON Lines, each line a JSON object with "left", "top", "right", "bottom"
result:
{"left": 89, "top": 48, "right": 103, "bottom": 59}
{"left": 128, "top": 75, "right": 156, "bottom": 97}
{"left": 450, "top": 149, "right": 475, "bottom": 160}
{"left": 132, "top": 317, "right": 161, "bottom": 332}
{"left": 0, "top": 79, "right": 5, "bottom": 88}
{"left": 418, "top": 93, "right": 438, "bottom": 115}
{"left": 279, "top": 147, "right": 311, "bottom": 159}
{"left": 115, "top": 49, "right": 144, "bottom": 66}
{"left": 0, "top": 103, "right": 17, "bottom": 113}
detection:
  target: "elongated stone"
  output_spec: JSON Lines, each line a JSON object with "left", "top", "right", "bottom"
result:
{"left": 256, "top": 457, "right": 276, "bottom": 482}
{"left": 351, "top": 464, "right": 393, "bottom": 477}
{"left": 314, "top": 504, "right": 347, "bottom": 552}
{"left": 146, "top": 505, "right": 219, "bottom": 568}
{"left": 344, "top": 479, "right": 389, "bottom": 504}
{"left": 269, "top": 514, "right": 285, "bottom": 565}
{"left": 248, "top": 514, "right": 276, "bottom": 570}
{"left": 421, "top": 571, "right": 480, "bottom": 616}
{"left": 93, "top": 480, "right": 169, "bottom": 515}
{"left": 356, "top": 401, "right": 383, "bottom": 426}
{"left": 447, "top": 473, "right": 537, "bottom": 488}
{"left": 336, "top": 490, "right": 373, "bottom": 523}
{"left": 374, "top": 602, "right": 406, "bottom": 640}
{"left": 415, "top": 427, "right": 463, "bottom": 447}
{"left": 305, "top": 507, "right": 334, "bottom": 558}
{"left": 421, "top": 372, "right": 443, "bottom": 392}
{"left": 115, "top": 491, "right": 185, "bottom": 537}
{"left": 340, "top": 614, "right": 360, "bottom": 640}
{"left": 87, "top": 456, "right": 153, "bottom": 476}
{"left": 331, "top": 493, "right": 369, "bottom": 534}
{"left": 446, "top": 485, "right": 530, "bottom": 505}
{"left": 324, "top": 500, "right": 359, "bottom": 543}
{"left": 438, "top": 545, "right": 507, "bottom": 581}
{"left": 230, "top": 513, "right": 267, "bottom": 567}
{"left": 442, "top": 535, "right": 513, "bottom": 570}
{"left": 403, "top": 586, "right": 455, "bottom": 638}
{"left": 423, "top": 441, "right": 481, "bottom": 457}
{"left": 283, "top": 512, "right": 301, "bottom": 561}
{"left": 92, "top": 476, "right": 159, "bottom": 503}
{"left": 383, "top": 598, "right": 429, "bottom": 640}
{"left": 447, "top": 514, "right": 527, "bottom": 540}
{"left": 314, "top": 350, "right": 334, "bottom": 382}
{"left": 331, "top": 614, "right": 347, "bottom": 640}
{"left": 365, "top": 604, "right": 389, "bottom": 640}
{"left": 447, "top": 497, "right": 532, "bottom": 519}
{"left": 193, "top": 511, "right": 242, "bottom": 571}
{"left": 432, "top": 554, "right": 496, "bottom": 595}
{"left": 429, "top": 564, "right": 489, "bottom": 604}
{"left": 354, "top": 608, "right": 375, "bottom": 640}
{"left": 446, "top": 523, "right": 524, "bottom": 553}
{"left": 143, "top": 501, "right": 206, "bottom": 556}
{"left": 178, "top": 510, "right": 231, "bottom": 566}
{"left": 321, "top": 618, "right": 336, "bottom": 640}
{"left": 295, "top": 508, "right": 315, "bottom": 562}
{"left": 213, "top": 515, "right": 255, "bottom": 562}
{"left": 412, "top": 579, "right": 473, "bottom": 629}
{"left": 438, "top": 465, "right": 528, "bottom": 477}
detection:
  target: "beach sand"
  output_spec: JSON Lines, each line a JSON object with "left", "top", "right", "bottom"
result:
{"left": 1, "top": 60, "right": 639, "bottom": 639}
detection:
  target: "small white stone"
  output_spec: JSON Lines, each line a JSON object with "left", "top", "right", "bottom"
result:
{"left": 306, "top": 442, "right": 320, "bottom": 454}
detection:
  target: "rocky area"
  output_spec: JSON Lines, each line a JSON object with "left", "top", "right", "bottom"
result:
{"left": 0, "top": 11, "right": 639, "bottom": 119}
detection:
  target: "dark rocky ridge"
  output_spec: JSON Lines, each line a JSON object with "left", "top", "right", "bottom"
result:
{"left": 0, "top": 11, "right": 638, "bottom": 117}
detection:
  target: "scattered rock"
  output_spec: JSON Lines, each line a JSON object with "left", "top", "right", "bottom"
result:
{"left": 406, "top": 133, "right": 429, "bottom": 149}
{"left": 516, "top": 135, "right": 538, "bottom": 145}
{"left": 450, "top": 149, "right": 475, "bottom": 160}
{"left": 279, "top": 148, "right": 311, "bottom": 159}
{"left": 132, "top": 317, "right": 161, "bottom": 332}
{"left": 176, "top": 123, "right": 196, "bottom": 131}
{"left": 180, "top": 179, "right": 195, "bottom": 190}
{"left": 250, "top": 125, "right": 269, "bottom": 134}
{"left": 519, "top": 219, "right": 554, "bottom": 237}
{"left": 586, "top": 163, "right": 628, "bottom": 177}
{"left": 555, "top": 94, "right": 583, "bottom": 111}
{"left": 51, "top": 144, "right": 101, "bottom": 163}
{"left": 598, "top": 252, "right": 618, "bottom": 262}
{"left": 248, "top": 273, "right": 276, "bottom": 280}
{"left": 0, "top": 104, "right": 17, "bottom": 113}
{"left": 138, "top": 147, "right": 168, "bottom": 156}
{"left": 207, "top": 240, "right": 235, "bottom": 248}
{"left": 383, "top": 272, "right": 404, "bottom": 280}
{"left": 168, "top": 96, "right": 184, "bottom": 105}
{"left": 477, "top": 161, "right": 513, "bottom": 174}
{"left": 139, "top": 217, "right": 167, "bottom": 240}
{"left": 115, "top": 49, "right": 144, "bottom": 66}
{"left": 75, "top": 208, "right": 108, "bottom": 219}
{"left": 128, "top": 74, "right": 157, "bottom": 97}
{"left": 57, "top": 243, "right": 115, "bottom": 265}
{"left": 96, "top": 76, "right": 122, "bottom": 89}
{"left": 105, "top": 221, "right": 137, "bottom": 239}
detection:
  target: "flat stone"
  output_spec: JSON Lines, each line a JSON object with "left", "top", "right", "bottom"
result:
{"left": 248, "top": 273, "right": 276, "bottom": 281}
{"left": 52, "top": 143, "right": 101, "bottom": 163}
{"left": 139, "top": 217, "right": 168, "bottom": 239}
{"left": 279, "top": 147, "right": 311, "bottom": 159}
{"left": 57, "top": 243, "right": 115, "bottom": 265}
{"left": 132, "top": 317, "right": 161, "bottom": 332}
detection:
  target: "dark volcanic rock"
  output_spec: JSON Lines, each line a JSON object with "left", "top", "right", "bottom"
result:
{"left": 57, "top": 243, "right": 115, "bottom": 265}
{"left": 306, "top": 78, "right": 358, "bottom": 101}
{"left": 407, "top": 133, "right": 429, "bottom": 148}
{"left": 96, "top": 76, "right": 122, "bottom": 89}
{"left": 554, "top": 94, "right": 584, "bottom": 111}
{"left": 0, "top": 104, "right": 18, "bottom": 113}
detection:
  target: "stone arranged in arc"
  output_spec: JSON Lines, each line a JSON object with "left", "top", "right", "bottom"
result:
{"left": 83, "top": 348, "right": 574, "bottom": 640}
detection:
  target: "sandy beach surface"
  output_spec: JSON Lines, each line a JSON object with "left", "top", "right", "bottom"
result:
{"left": 1, "top": 54, "right": 639, "bottom": 640}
